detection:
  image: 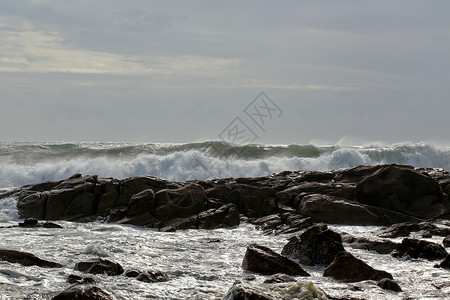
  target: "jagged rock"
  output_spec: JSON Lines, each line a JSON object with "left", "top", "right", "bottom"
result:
{"left": 0, "top": 249, "right": 63, "bottom": 268}
{"left": 297, "top": 194, "right": 419, "bottom": 226}
{"left": 379, "top": 222, "right": 450, "bottom": 238}
{"left": 126, "top": 189, "right": 155, "bottom": 216}
{"left": 324, "top": 251, "right": 393, "bottom": 282}
{"left": 17, "top": 192, "right": 47, "bottom": 219}
{"left": 75, "top": 258, "right": 124, "bottom": 276}
{"left": 282, "top": 182, "right": 355, "bottom": 202}
{"left": 377, "top": 278, "right": 402, "bottom": 292}
{"left": 281, "top": 224, "right": 344, "bottom": 265}
{"left": 154, "top": 184, "right": 206, "bottom": 224}
{"left": 355, "top": 165, "right": 445, "bottom": 219}
{"left": 136, "top": 270, "right": 170, "bottom": 283}
{"left": 263, "top": 273, "right": 296, "bottom": 283}
{"left": 229, "top": 184, "right": 278, "bottom": 217}
{"left": 250, "top": 213, "right": 313, "bottom": 236}
{"left": 197, "top": 203, "right": 240, "bottom": 229}
{"left": 392, "top": 238, "right": 448, "bottom": 260}
{"left": 343, "top": 236, "right": 397, "bottom": 254}
{"left": 117, "top": 176, "right": 169, "bottom": 207}
{"left": 51, "top": 284, "right": 115, "bottom": 300}
{"left": 241, "top": 244, "right": 309, "bottom": 276}
{"left": 434, "top": 255, "right": 450, "bottom": 269}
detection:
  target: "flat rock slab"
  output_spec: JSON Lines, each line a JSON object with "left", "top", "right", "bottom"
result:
{"left": 0, "top": 249, "right": 63, "bottom": 268}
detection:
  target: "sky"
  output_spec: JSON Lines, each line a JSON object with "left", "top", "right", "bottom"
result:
{"left": 1, "top": 0, "right": 450, "bottom": 145}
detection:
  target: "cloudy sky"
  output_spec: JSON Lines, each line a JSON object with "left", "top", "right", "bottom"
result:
{"left": 1, "top": 0, "right": 449, "bottom": 145}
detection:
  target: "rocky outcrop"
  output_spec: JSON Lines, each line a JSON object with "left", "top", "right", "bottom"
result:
{"left": 75, "top": 258, "right": 124, "bottom": 276}
{"left": 379, "top": 222, "right": 450, "bottom": 238}
{"left": 281, "top": 224, "right": 344, "bottom": 265}
{"left": 342, "top": 236, "right": 398, "bottom": 254}
{"left": 241, "top": 244, "right": 309, "bottom": 276}
{"left": 0, "top": 249, "right": 63, "bottom": 268}
{"left": 324, "top": 251, "right": 393, "bottom": 282}
{"left": 355, "top": 165, "right": 446, "bottom": 219}
{"left": 392, "top": 238, "right": 448, "bottom": 260}
{"left": 52, "top": 284, "right": 115, "bottom": 300}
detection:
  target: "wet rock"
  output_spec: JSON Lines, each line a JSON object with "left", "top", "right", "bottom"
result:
{"left": 124, "top": 269, "right": 140, "bottom": 278}
{"left": 392, "top": 238, "right": 448, "bottom": 260}
{"left": 242, "top": 243, "right": 309, "bottom": 276}
{"left": 126, "top": 189, "right": 155, "bottom": 216}
{"left": 282, "top": 182, "right": 355, "bottom": 202}
{"left": 297, "top": 194, "right": 419, "bottom": 226}
{"left": 355, "top": 165, "right": 445, "bottom": 219}
{"left": 377, "top": 278, "right": 402, "bottom": 292}
{"left": 263, "top": 273, "right": 296, "bottom": 283}
{"left": 379, "top": 222, "right": 450, "bottom": 238}
{"left": 17, "top": 192, "right": 47, "bottom": 219}
{"left": 443, "top": 235, "right": 450, "bottom": 247}
{"left": 67, "top": 274, "right": 96, "bottom": 284}
{"left": 324, "top": 251, "right": 393, "bottom": 282}
{"left": 51, "top": 284, "right": 115, "bottom": 300}
{"left": 117, "top": 176, "right": 168, "bottom": 207}
{"left": 343, "top": 236, "right": 398, "bottom": 254}
{"left": 75, "top": 258, "right": 124, "bottom": 276}
{"left": 0, "top": 249, "right": 63, "bottom": 268}
{"left": 154, "top": 184, "right": 206, "bottom": 224}
{"left": 230, "top": 184, "right": 278, "bottom": 217}
{"left": 434, "top": 255, "right": 450, "bottom": 269}
{"left": 18, "top": 218, "right": 38, "bottom": 227}
{"left": 250, "top": 213, "right": 313, "bottom": 236}
{"left": 136, "top": 270, "right": 170, "bottom": 283}
{"left": 222, "top": 280, "right": 282, "bottom": 300}
{"left": 281, "top": 224, "right": 344, "bottom": 265}
{"left": 197, "top": 203, "right": 240, "bottom": 229}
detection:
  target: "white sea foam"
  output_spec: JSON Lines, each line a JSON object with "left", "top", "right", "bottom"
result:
{"left": 1, "top": 142, "right": 449, "bottom": 188}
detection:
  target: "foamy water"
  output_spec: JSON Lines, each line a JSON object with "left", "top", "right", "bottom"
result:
{"left": 0, "top": 195, "right": 450, "bottom": 299}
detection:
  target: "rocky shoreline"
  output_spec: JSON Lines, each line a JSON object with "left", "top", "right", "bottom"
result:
{"left": 1, "top": 164, "right": 450, "bottom": 299}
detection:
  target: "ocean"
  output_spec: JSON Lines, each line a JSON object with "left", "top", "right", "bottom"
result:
{"left": 1, "top": 141, "right": 450, "bottom": 299}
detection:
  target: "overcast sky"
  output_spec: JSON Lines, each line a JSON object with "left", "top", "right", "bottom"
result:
{"left": 1, "top": 0, "right": 449, "bottom": 145}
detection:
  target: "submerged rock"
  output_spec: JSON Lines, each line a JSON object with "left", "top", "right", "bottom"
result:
{"left": 324, "top": 251, "right": 393, "bottom": 282}
{"left": 51, "top": 284, "right": 115, "bottom": 300}
{"left": 281, "top": 224, "right": 344, "bottom": 265}
{"left": 242, "top": 243, "right": 309, "bottom": 276}
{"left": 392, "top": 238, "right": 448, "bottom": 260}
{"left": 136, "top": 270, "right": 170, "bottom": 283}
{"left": 0, "top": 249, "right": 62, "bottom": 268}
{"left": 75, "top": 258, "right": 124, "bottom": 276}
{"left": 377, "top": 278, "right": 402, "bottom": 292}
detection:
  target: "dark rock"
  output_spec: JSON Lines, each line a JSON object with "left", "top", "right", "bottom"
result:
{"left": 125, "top": 269, "right": 140, "bottom": 277}
{"left": 51, "top": 284, "right": 115, "bottom": 300}
{"left": 197, "top": 203, "right": 240, "bottom": 229}
{"left": 377, "top": 278, "right": 402, "bottom": 292}
{"left": 222, "top": 280, "right": 282, "bottom": 300}
{"left": 67, "top": 274, "right": 96, "bottom": 284}
{"left": 17, "top": 192, "right": 47, "bottom": 219}
{"left": 379, "top": 222, "right": 450, "bottom": 238}
{"left": 43, "top": 222, "right": 64, "bottom": 228}
{"left": 154, "top": 184, "right": 206, "bottom": 224}
{"left": 343, "top": 236, "right": 398, "bottom": 254}
{"left": 434, "top": 255, "right": 450, "bottom": 269}
{"left": 324, "top": 251, "right": 393, "bottom": 282}
{"left": 281, "top": 224, "right": 345, "bottom": 265}
{"left": 230, "top": 184, "right": 278, "bottom": 217}
{"left": 126, "top": 189, "right": 155, "bottom": 216}
{"left": 75, "top": 258, "right": 124, "bottom": 276}
{"left": 355, "top": 165, "right": 445, "bottom": 219}
{"left": 241, "top": 243, "right": 309, "bottom": 276}
{"left": 283, "top": 182, "right": 355, "bottom": 202}
{"left": 392, "top": 238, "right": 448, "bottom": 260}
{"left": 263, "top": 273, "right": 296, "bottom": 283}
{"left": 0, "top": 249, "right": 63, "bottom": 268}
{"left": 117, "top": 176, "right": 168, "bottom": 207}
{"left": 443, "top": 235, "right": 450, "bottom": 247}
{"left": 19, "top": 218, "right": 38, "bottom": 227}
{"left": 297, "top": 194, "right": 419, "bottom": 226}
{"left": 136, "top": 270, "right": 170, "bottom": 283}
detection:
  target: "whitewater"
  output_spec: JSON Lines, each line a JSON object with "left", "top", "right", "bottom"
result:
{"left": 1, "top": 141, "right": 449, "bottom": 189}
{"left": 1, "top": 141, "right": 450, "bottom": 299}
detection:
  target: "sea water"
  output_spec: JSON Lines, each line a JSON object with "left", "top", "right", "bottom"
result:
{"left": 1, "top": 141, "right": 450, "bottom": 299}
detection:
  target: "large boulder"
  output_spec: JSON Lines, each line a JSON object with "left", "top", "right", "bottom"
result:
{"left": 17, "top": 192, "right": 47, "bottom": 219}
{"left": 241, "top": 244, "right": 309, "bottom": 276}
{"left": 117, "top": 176, "right": 169, "bottom": 207}
{"left": 154, "top": 184, "right": 206, "bottom": 224}
{"left": 75, "top": 258, "right": 124, "bottom": 276}
{"left": 0, "top": 249, "right": 62, "bottom": 268}
{"left": 229, "top": 184, "right": 278, "bottom": 217}
{"left": 126, "top": 189, "right": 155, "bottom": 216}
{"left": 281, "top": 224, "right": 344, "bottom": 265}
{"left": 197, "top": 203, "right": 240, "bottom": 229}
{"left": 392, "top": 238, "right": 448, "bottom": 260}
{"left": 51, "top": 284, "right": 115, "bottom": 300}
{"left": 297, "top": 194, "right": 420, "bottom": 226}
{"left": 355, "top": 165, "right": 445, "bottom": 219}
{"left": 324, "top": 251, "right": 393, "bottom": 282}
